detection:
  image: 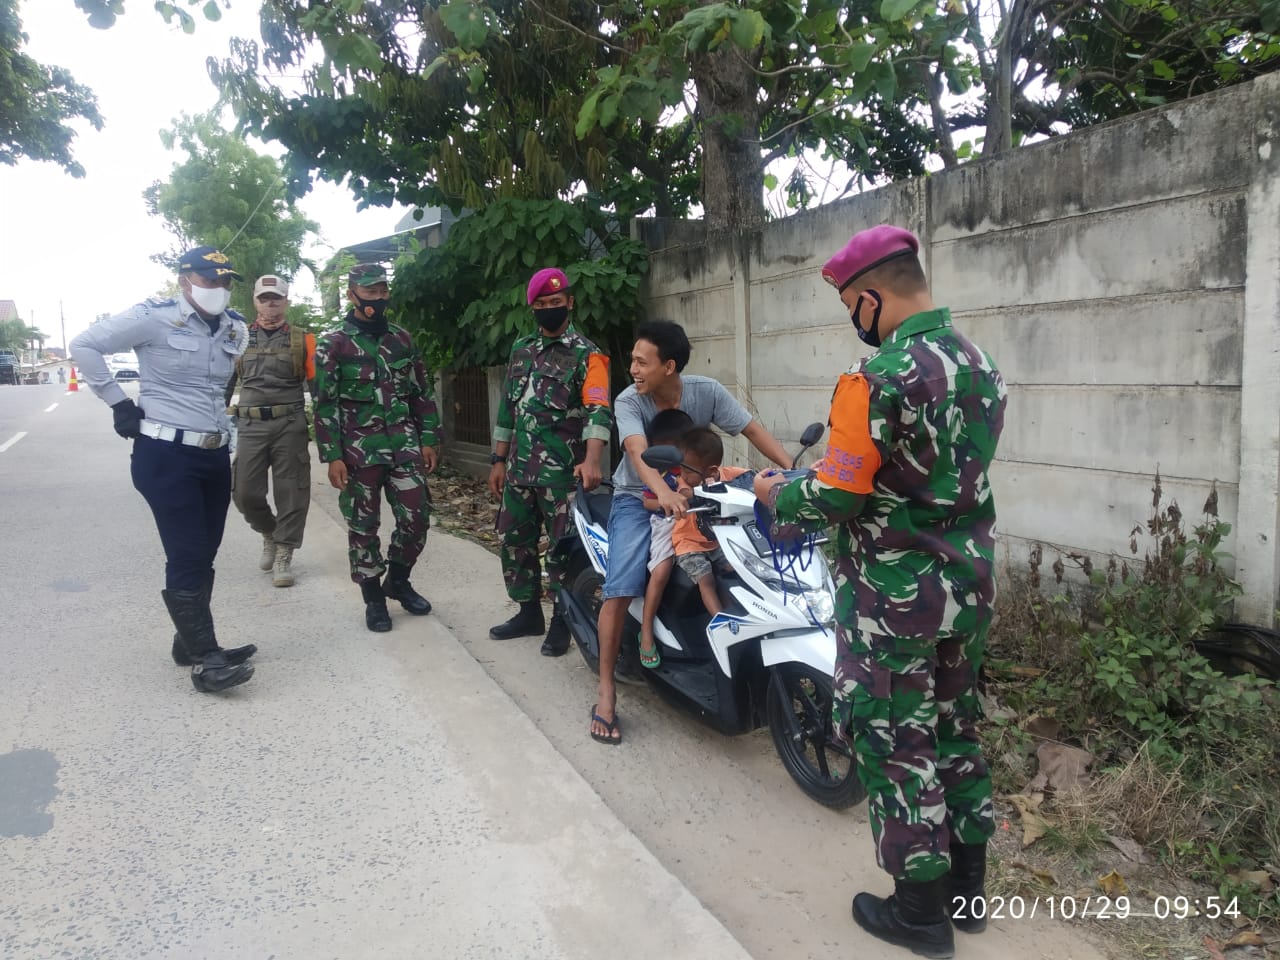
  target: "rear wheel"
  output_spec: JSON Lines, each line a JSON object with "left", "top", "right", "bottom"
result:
{"left": 766, "top": 662, "right": 864, "bottom": 809}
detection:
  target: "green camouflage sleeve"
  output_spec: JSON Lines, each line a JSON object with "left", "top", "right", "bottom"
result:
{"left": 411, "top": 354, "right": 442, "bottom": 447}
{"left": 494, "top": 355, "right": 516, "bottom": 445}
{"left": 313, "top": 337, "right": 342, "bottom": 463}
{"left": 770, "top": 475, "right": 865, "bottom": 528}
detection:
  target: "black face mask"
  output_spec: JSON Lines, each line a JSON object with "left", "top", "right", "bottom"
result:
{"left": 352, "top": 295, "right": 389, "bottom": 335}
{"left": 850, "top": 289, "right": 884, "bottom": 348}
{"left": 534, "top": 305, "right": 570, "bottom": 333}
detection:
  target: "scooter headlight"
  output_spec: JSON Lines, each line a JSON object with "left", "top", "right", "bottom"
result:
{"left": 728, "top": 541, "right": 835, "bottom": 624}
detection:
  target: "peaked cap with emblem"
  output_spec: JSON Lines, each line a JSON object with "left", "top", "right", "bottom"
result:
{"left": 178, "top": 245, "right": 244, "bottom": 281}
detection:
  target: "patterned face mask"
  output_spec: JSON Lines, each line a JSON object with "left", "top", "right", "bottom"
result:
{"left": 850, "top": 289, "right": 884, "bottom": 347}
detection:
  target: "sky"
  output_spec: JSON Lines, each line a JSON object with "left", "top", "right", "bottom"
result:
{"left": 0, "top": 1, "right": 412, "bottom": 348}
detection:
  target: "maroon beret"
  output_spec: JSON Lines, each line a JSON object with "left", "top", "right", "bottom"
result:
{"left": 526, "top": 267, "right": 570, "bottom": 305}
{"left": 821, "top": 225, "right": 920, "bottom": 292}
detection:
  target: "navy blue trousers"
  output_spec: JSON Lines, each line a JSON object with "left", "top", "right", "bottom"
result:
{"left": 131, "top": 435, "right": 232, "bottom": 592}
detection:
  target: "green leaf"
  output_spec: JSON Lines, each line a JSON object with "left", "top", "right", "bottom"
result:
{"left": 440, "top": 0, "right": 490, "bottom": 49}
{"left": 202, "top": 1, "right": 222, "bottom": 21}
{"left": 842, "top": 42, "right": 878, "bottom": 73}
{"left": 575, "top": 90, "right": 602, "bottom": 139}
{"left": 762, "top": 173, "right": 778, "bottom": 190}
{"left": 729, "top": 11, "right": 765, "bottom": 50}
{"left": 1151, "top": 59, "right": 1176, "bottom": 80}
{"left": 880, "top": 0, "right": 919, "bottom": 21}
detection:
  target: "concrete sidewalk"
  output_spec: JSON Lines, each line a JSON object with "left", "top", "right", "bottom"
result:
{"left": 1, "top": 449, "right": 750, "bottom": 959}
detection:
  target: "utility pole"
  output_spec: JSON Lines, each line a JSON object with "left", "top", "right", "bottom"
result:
{"left": 60, "top": 301, "right": 66, "bottom": 359}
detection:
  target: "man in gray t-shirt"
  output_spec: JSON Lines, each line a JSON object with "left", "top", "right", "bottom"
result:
{"left": 589, "top": 320, "right": 793, "bottom": 745}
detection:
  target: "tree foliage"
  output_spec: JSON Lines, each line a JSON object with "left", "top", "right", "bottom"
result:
{"left": 390, "top": 198, "right": 648, "bottom": 374}
{"left": 0, "top": 0, "right": 103, "bottom": 177}
{"left": 214, "top": 0, "right": 1277, "bottom": 233}
{"left": 144, "top": 112, "right": 318, "bottom": 317}
{"left": 73, "top": 0, "right": 228, "bottom": 33}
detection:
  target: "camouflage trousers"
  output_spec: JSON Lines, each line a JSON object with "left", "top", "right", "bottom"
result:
{"left": 833, "top": 615, "right": 995, "bottom": 882}
{"left": 338, "top": 460, "right": 432, "bottom": 583}
{"left": 497, "top": 483, "right": 570, "bottom": 603}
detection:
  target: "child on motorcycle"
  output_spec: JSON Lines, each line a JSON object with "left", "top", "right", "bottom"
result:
{"left": 670, "top": 428, "right": 747, "bottom": 618}
{"left": 640, "top": 427, "right": 747, "bottom": 668}
{"left": 639, "top": 409, "right": 694, "bottom": 668}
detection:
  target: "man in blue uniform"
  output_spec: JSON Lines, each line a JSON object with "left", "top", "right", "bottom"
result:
{"left": 71, "top": 246, "right": 257, "bottom": 693}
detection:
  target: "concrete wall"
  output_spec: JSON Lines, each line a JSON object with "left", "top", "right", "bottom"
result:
{"left": 636, "top": 74, "right": 1280, "bottom": 623}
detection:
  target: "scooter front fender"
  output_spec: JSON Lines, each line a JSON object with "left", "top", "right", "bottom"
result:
{"left": 759, "top": 628, "right": 836, "bottom": 678}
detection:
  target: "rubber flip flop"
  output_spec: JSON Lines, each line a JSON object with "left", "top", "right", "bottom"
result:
{"left": 589, "top": 703, "right": 622, "bottom": 745}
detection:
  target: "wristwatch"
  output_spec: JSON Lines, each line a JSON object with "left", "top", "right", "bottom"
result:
{"left": 489, "top": 452, "right": 505, "bottom": 465}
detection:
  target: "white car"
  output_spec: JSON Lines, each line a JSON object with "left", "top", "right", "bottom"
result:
{"left": 108, "top": 352, "right": 140, "bottom": 381}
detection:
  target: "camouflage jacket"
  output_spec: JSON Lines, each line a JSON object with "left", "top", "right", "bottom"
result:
{"left": 314, "top": 316, "right": 442, "bottom": 468}
{"left": 493, "top": 326, "right": 612, "bottom": 488}
{"left": 770, "top": 307, "right": 1007, "bottom": 638}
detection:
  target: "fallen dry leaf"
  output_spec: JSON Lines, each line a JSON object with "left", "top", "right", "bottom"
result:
{"left": 1006, "top": 793, "right": 1051, "bottom": 848}
{"left": 1024, "top": 715, "right": 1062, "bottom": 741}
{"left": 1026, "top": 741, "right": 1094, "bottom": 796}
{"left": 1229, "top": 870, "right": 1274, "bottom": 894}
{"left": 1097, "top": 869, "right": 1129, "bottom": 897}
{"left": 1203, "top": 935, "right": 1227, "bottom": 960}
{"left": 1224, "top": 931, "right": 1265, "bottom": 948}
{"left": 1105, "top": 833, "right": 1151, "bottom": 864}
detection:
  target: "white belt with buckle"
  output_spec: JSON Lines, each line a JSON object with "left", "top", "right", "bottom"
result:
{"left": 139, "top": 419, "right": 229, "bottom": 449}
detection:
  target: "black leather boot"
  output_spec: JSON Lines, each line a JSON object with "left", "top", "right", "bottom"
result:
{"left": 383, "top": 562, "right": 432, "bottom": 615}
{"left": 162, "top": 589, "right": 254, "bottom": 693}
{"left": 540, "top": 597, "right": 570, "bottom": 657}
{"left": 851, "top": 876, "right": 955, "bottom": 959}
{"left": 170, "top": 571, "right": 257, "bottom": 666}
{"left": 948, "top": 843, "right": 987, "bottom": 933}
{"left": 489, "top": 600, "right": 545, "bottom": 640}
{"left": 362, "top": 578, "right": 392, "bottom": 632}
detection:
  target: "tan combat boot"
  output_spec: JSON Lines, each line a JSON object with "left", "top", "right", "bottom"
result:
{"left": 259, "top": 534, "right": 276, "bottom": 571}
{"left": 273, "top": 546, "right": 295, "bottom": 587}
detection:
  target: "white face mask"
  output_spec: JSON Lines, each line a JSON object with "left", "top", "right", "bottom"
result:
{"left": 187, "top": 284, "right": 232, "bottom": 316}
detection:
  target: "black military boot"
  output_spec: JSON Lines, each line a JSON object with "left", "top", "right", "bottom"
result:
{"left": 362, "top": 578, "right": 392, "bottom": 632}
{"left": 162, "top": 589, "right": 254, "bottom": 693}
{"left": 489, "top": 600, "right": 544, "bottom": 640}
{"left": 540, "top": 596, "right": 570, "bottom": 657}
{"left": 383, "top": 562, "right": 432, "bottom": 615}
{"left": 851, "top": 876, "right": 955, "bottom": 959}
{"left": 170, "top": 571, "right": 257, "bottom": 666}
{"left": 948, "top": 843, "right": 987, "bottom": 933}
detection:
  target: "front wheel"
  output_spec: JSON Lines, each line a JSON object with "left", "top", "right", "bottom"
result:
{"left": 766, "top": 663, "right": 865, "bottom": 809}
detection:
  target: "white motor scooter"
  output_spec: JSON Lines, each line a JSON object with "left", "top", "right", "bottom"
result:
{"left": 559, "top": 423, "right": 864, "bottom": 809}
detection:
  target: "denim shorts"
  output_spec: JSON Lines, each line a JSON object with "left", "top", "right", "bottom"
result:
{"left": 602, "top": 493, "right": 654, "bottom": 600}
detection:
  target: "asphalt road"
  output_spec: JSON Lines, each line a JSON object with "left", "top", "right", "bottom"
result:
{"left": 0, "top": 380, "right": 1107, "bottom": 960}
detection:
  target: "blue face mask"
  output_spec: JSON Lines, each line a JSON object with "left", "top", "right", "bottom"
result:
{"left": 849, "top": 289, "right": 884, "bottom": 347}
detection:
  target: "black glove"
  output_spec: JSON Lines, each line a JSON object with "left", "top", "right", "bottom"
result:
{"left": 111, "top": 398, "right": 145, "bottom": 439}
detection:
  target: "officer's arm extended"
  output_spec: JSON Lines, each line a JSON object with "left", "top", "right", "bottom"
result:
{"left": 764, "top": 373, "right": 889, "bottom": 528}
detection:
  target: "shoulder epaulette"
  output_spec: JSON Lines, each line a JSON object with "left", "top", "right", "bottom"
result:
{"left": 144, "top": 297, "right": 176, "bottom": 308}
{"left": 227, "top": 308, "right": 247, "bottom": 322}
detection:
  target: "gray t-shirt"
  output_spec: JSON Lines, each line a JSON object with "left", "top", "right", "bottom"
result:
{"left": 611, "top": 374, "right": 753, "bottom": 497}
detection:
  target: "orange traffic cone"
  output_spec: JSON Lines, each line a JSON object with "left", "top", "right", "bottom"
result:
{"left": 68, "top": 366, "right": 79, "bottom": 392}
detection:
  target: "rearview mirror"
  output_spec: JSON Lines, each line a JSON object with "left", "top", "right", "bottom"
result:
{"left": 641, "top": 444, "right": 682, "bottom": 471}
{"left": 799, "top": 422, "right": 825, "bottom": 448}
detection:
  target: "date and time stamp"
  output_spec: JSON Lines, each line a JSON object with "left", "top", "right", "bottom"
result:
{"left": 951, "top": 895, "right": 1243, "bottom": 923}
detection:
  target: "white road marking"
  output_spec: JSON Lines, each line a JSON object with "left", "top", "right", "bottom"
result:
{"left": 44, "top": 403, "right": 58, "bottom": 413}
{"left": 0, "top": 432, "right": 28, "bottom": 453}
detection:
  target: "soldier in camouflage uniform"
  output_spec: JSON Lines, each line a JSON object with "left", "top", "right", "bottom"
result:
{"left": 314, "top": 263, "right": 442, "bottom": 633}
{"left": 488, "top": 267, "right": 612, "bottom": 656}
{"left": 756, "top": 226, "right": 1007, "bottom": 958}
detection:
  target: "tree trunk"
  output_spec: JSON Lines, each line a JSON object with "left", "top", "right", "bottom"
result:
{"left": 692, "top": 43, "right": 766, "bottom": 234}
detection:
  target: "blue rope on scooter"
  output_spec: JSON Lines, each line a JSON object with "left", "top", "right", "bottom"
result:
{"left": 753, "top": 500, "right": 827, "bottom": 632}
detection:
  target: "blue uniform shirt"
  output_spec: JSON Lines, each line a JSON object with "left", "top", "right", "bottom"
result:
{"left": 70, "top": 295, "right": 248, "bottom": 433}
